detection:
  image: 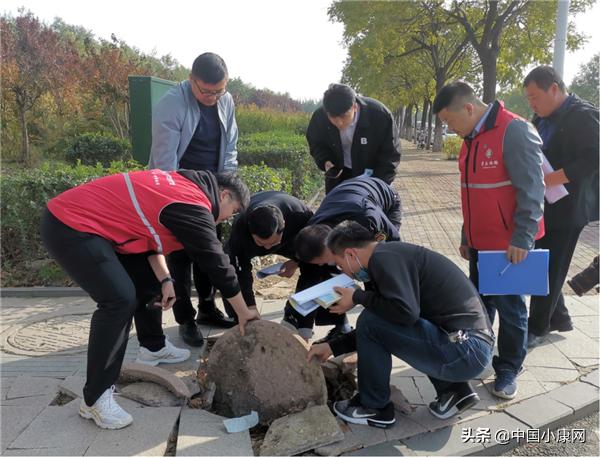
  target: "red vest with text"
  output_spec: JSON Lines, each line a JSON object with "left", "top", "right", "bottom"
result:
{"left": 47, "top": 169, "right": 213, "bottom": 254}
{"left": 459, "top": 103, "right": 544, "bottom": 250}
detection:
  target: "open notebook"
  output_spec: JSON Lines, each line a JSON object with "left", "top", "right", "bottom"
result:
{"left": 289, "top": 273, "right": 356, "bottom": 316}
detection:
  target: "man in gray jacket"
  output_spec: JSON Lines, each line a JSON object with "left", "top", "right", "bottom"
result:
{"left": 149, "top": 52, "right": 239, "bottom": 344}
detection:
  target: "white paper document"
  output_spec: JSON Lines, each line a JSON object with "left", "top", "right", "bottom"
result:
{"left": 289, "top": 273, "right": 356, "bottom": 317}
{"left": 256, "top": 262, "right": 285, "bottom": 279}
{"left": 542, "top": 154, "right": 569, "bottom": 204}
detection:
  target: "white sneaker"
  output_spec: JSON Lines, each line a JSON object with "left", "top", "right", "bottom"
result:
{"left": 135, "top": 338, "right": 190, "bottom": 366}
{"left": 79, "top": 385, "right": 133, "bottom": 429}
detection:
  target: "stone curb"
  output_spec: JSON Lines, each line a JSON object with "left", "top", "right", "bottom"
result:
{"left": 1, "top": 287, "right": 88, "bottom": 298}
{"left": 0, "top": 287, "right": 204, "bottom": 298}
{"left": 352, "top": 372, "right": 599, "bottom": 456}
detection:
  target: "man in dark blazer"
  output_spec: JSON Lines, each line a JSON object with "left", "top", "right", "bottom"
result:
{"left": 306, "top": 83, "right": 401, "bottom": 193}
{"left": 524, "top": 65, "right": 599, "bottom": 347}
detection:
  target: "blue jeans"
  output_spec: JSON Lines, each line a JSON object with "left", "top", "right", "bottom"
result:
{"left": 356, "top": 309, "right": 493, "bottom": 409}
{"left": 469, "top": 249, "right": 527, "bottom": 374}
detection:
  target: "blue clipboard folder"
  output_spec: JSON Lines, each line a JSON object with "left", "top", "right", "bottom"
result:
{"left": 478, "top": 249, "right": 549, "bottom": 296}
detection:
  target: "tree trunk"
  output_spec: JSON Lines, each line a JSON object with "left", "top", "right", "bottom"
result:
{"left": 393, "top": 106, "right": 404, "bottom": 139}
{"left": 432, "top": 114, "right": 443, "bottom": 152}
{"left": 426, "top": 103, "right": 434, "bottom": 151}
{"left": 18, "top": 104, "right": 30, "bottom": 164}
{"left": 481, "top": 52, "right": 499, "bottom": 104}
{"left": 413, "top": 108, "right": 419, "bottom": 143}
{"left": 420, "top": 98, "right": 429, "bottom": 134}
{"left": 403, "top": 104, "right": 413, "bottom": 139}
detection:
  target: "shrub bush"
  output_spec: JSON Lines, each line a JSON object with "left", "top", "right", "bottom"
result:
{"left": 0, "top": 161, "right": 293, "bottom": 287}
{"left": 442, "top": 136, "right": 462, "bottom": 160}
{"left": 65, "top": 132, "right": 132, "bottom": 166}
{"left": 236, "top": 105, "right": 310, "bottom": 135}
{"left": 238, "top": 130, "right": 321, "bottom": 198}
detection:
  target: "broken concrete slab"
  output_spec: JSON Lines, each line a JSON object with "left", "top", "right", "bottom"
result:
{"left": 3, "top": 445, "right": 90, "bottom": 456}
{"left": 8, "top": 400, "right": 100, "bottom": 451}
{"left": 176, "top": 407, "right": 253, "bottom": 456}
{"left": 119, "top": 362, "right": 192, "bottom": 399}
{"left": 260, "top": 405, "right": 343, "bottom": 456}
{"left": 207, "top": 320, "right": 327, "bottom": 425}
{"left": 390, "top": 385, "right": 415, "bottom": 415}
{"left": 58, "top": 375, "right": 85, "bottom": 399}
{"left": 84, "top": 400, "right": 181, "bottom": 456}
{"left": 581, "top": 369, "right": 599, "bottom": 388}
{"left": 1, "top": 400, "right": 49, "bottom": 451}
{"left": 119, "top": 381, "right": 184, "bottom": 407}
{"left": 504, "top": 395, "right": 573, "bottom": 429}
{"left": 547, "top": 381, "right": 600, "bottom": 413}
{"left": 5, "top": 375, "right": 61, "bottom": 400}
{"left": 1, "top": 394, "right": 55, "bottom": 407}
{"left": 314, "top": 419, "right": 363, "bottom": 456}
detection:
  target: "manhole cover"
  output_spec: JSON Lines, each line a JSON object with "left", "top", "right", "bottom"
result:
{"left": 4, "top": 313, "right": 92, "bottom": 356}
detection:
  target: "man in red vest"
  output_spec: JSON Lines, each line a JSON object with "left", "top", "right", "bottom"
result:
{"left": 433, "top": 81, "right": 545, "bottom": 400}
{"left": 42, "top": 170, "right": 259, "bottom": 430}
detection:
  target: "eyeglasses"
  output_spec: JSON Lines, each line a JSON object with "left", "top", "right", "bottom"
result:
{"left": 193, "top": 79, "right": 227, "bottom": 98}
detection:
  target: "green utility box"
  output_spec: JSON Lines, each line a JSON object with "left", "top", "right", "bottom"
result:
{"left": 128, "top": 75, "right": 177, "bottom": 164}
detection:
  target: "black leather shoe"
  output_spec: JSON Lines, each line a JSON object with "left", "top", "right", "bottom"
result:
{"left": 178, "top": 321, "right": 205, "bottom": 347}
{"left": 196, "top": 307, "right": 237, "bottom": 328}
{"left": 527, "top": 332, "right": 548, "bottom": 349}
{"left": 550, "top": 320, "right": 573, "bottom": 332}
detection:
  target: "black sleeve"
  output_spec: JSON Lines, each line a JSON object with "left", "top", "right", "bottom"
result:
{"left": 306, "top": 111, "right": 334, "bottom": 171}
{"left": 352, "top": 251, "right": 420, "bottom": 325}
{"left": 563, "top": 108, "right": 599, "bottom": 183}
{"left": 328, "top": 330, "right": 357, "bottom": 356}
{"left": 372, "top": 111, "right": 401, "bottom": 183}
{"left": 160, "top": 203, "right": 240, "bottom": 298}
{"left": 353, "top": 205, "right": 400, "bottom": 241}
{"left": 224, "top": 223, "right": 257, "bottom": 307}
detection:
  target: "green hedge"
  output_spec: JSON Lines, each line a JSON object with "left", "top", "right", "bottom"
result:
{"left": 238, "top": 130, "right": 321, "bottom": 198}
{"left": 442, "top": 136, "right": 462, "bottom": 160}
{"left": 0, "top": 161, "right": 292, "bottom": 286}
{"left": 236, "top": 105, "right": 310, "bottom": 135}
{"left": 66, "top": 132, "right": 132, "bottom": 166}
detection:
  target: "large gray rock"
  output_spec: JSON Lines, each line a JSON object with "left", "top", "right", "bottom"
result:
{"left": 207, "top": 320, "right": 327, "bottom": 425}
{"left": 260, "top": 405, "right": 343, "bottom": 456}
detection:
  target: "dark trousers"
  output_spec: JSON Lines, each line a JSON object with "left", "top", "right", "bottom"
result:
{"left": 356, "top": 309, "right": 493, "bottom": 409}
{"left": 168, "top": 225, "right": 227, "bottom": 324}
{"left": 168, "top": 250, "right": 218, "bottom": 324}
{"left": 41, "top": 209, "right": 164, "bottom": 406}
{"left": 325, "top": 167, "right": 353, "bottom": 194}
{"left": 528, "top": 226, "right": 584, "bottom": 336}
{"left": 469, "top": 249, "right": 527, "bottom": 374}
{"left": 283, "top": 262, "right": 347, "bottom": 329}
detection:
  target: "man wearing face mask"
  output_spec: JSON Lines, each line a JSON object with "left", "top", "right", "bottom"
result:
{"left": 289, "top": 175, "right": 402, "bottom": 342}
{"left": 307, "top": 222, "right": 494, "bottom": 429}
{"left": 307, "top": 83, "right": 401, "bottom": 193}
{"left": 150, "top": 52, "right": 239, "bottom": 345}
{"left": 221, "top": 191, "right": 314, "bottom": 318}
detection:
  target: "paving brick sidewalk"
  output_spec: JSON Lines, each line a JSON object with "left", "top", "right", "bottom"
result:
{"left": 1, "top": 141, "right": 598, "bottom": 456}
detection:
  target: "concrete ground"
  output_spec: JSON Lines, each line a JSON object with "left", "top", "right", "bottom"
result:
{"left": 1, "top": 141, "right": 598, "bottom": 456}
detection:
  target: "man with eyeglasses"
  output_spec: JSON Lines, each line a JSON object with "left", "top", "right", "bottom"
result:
{"left": 150, "top": 52, "right": 239, "bottom": 346}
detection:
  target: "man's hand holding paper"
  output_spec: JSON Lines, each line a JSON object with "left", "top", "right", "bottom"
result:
{"left": 328, "top": 286, "right": 356, "bottom": 314}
